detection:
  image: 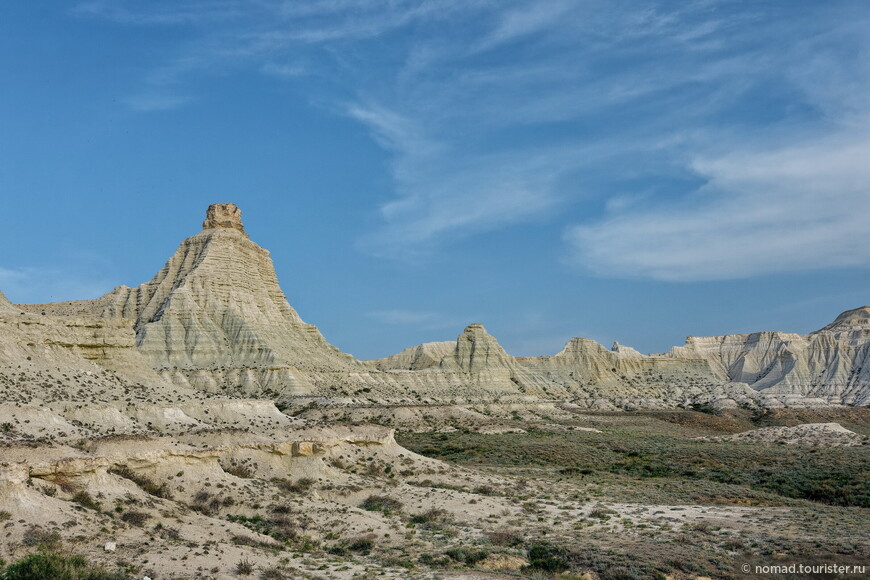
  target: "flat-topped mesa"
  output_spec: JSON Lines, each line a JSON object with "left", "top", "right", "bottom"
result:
{"left": 202, "top": 203, "right": 248, "bottom": 238}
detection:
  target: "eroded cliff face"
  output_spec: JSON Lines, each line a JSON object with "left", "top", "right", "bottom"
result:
{"left": 8, "top": 203, "right": 868, "bottom": 408}
{"left": 373, "top": 326, "right": 754, "bottom": 409}
{"left": 0, "top": 290, "right": 16, "bottom": 313}
{"left": 666, "top": 307, "right": 870, "bottom": 405}
{"left": 0, "top": 306, "right": 183, "bottom": 404}
{"left": 21, "top": 204, "right": 360, "bottom": 398}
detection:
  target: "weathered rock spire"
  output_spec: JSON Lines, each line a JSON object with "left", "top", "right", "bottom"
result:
{"left": 202, "top": 203, "right": 247, "bottom": 237}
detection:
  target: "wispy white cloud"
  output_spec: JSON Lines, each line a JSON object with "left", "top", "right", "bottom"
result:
{"left": 76, "top": 0, "right": 870, "bottom": 280}
{"left": 565, "top": 6, "right": 870, "bottom": 282}
{"left": 567, "top": 130, "right": 870, "bottom": 281}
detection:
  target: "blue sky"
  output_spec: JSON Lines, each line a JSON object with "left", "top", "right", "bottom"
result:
{"left": 2, "top": 1, "right": 869, "bottom": 359}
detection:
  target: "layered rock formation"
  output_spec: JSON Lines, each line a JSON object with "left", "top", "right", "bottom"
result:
{"left": 22, "top": 203, "right": 359, "bottom": 397}
{"left": 7, "top": 203, "right": 868, "bottom": 408}
{"left": 667, "top": 306, "right": 870, "bottom": 405}
{"left": 0, "top": 289, "right": 15, "bottom": 312}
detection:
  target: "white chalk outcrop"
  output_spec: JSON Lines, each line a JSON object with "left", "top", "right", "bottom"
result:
{"left": 667, "top": 306, "right": 870, "bottom": 405}
{"left": 7, "top": 203, "right": 869, "bottom": 408}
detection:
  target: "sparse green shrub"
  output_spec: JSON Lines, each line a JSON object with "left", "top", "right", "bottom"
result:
{"left": 485, "top": 528, "right": 524, "bottom": 547}
{"left": 690, "top": 402, "right": 719, "bottom": 415}
{"left": 2, "top": 552, "right": 129, "bottom": 579}
{"left": 360, "top": 495, "right": 403, "bottom": 515}
{"left": 274, "top": 477, "right": 315, "bottom": 494}
{"left": 472, "top": 485, "right": 498, "bottom": 496}
{"left": 223, "top": 461, "right": 254, "bottom": 479}
{"left": 71, "top": 491, "right": 100, "bottom": 511}
{"left": 109, "top": 465, "right": 171, "bottom": 499}
{"left": 22, "top": 526, "right": 62, "bottom": 550}
{"left": 418, "top": 552, "right": 451, "bottom": 567}
{"left": 444, "top": 547, "right": 488, "bottom": 566}
{"left": 347, "top": 536, "right": 375, "bottom": 554}
{"left": 227, "top": 514, "right": 297, "bottom": 543}
{"left": 526, "top": 542, "right": 571, "bottom": 572}
{"left": 235, "top": 558, "right": 254, "bottom": 575}
{"left": 120, "top": 510, "right": 150, "bottom": 526}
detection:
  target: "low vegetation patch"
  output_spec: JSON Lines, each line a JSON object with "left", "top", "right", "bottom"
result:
{"left": 226, "top": 514, "right": 298, "bottom": 543}
{"left": 360, "top": 495, "right": 403, "bottom": 515}
{"left": 109, "top": 465, "right": 171, "bottom": 499}
{"left": 119, "top": 510, "right": 150, "bottom": 526}
{"left": 71, "top": 491, "right": 101, "bottom": 511}
{"left": 274, "top": 477, "right": 315, "bottom": 494}
{"left": 399, "top": 424, "right": 870, "bottom": 507}
{"left": 1, "top": 553, "right": 129, "bottom": 580}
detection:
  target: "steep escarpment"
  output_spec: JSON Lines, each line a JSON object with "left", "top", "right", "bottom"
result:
{"left": 0, "top": 305, "right": 185, "bottom": 404}
{"left": 10, "top": 203, "right": 869, "bottom": 407}
{"left": 370, "top": 325, "right": 753, "bottom": 409}
{"left": 24, "top": 204, "right": 361, "bottom": 397}
{"left": 667, "top": 307, "right": 870, "bottom": 405}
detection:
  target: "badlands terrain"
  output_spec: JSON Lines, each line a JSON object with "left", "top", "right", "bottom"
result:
{"left": 0, "top": 204, "right": 867, "bottom": 579}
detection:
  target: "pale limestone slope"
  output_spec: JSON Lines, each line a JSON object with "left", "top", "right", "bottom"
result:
{"left": 667, "top": 306, "right": 870, "bottom": 405}
{"left": 368, "top": 340, "right": 455, "bottom": 371}
{"left": 0, "top": 290, "right": 15, "bottom": 312}
{"left": 24, "top": 205, "right": 358, "bottom": 397}
{"left": 11, "top": 203, "right": 868, "bottom": 407}
{"left": 373, "top": 324, "right": 753, "bottom": 409}
{"left": 0, "top": 308, "right": 178, "bottom": 398}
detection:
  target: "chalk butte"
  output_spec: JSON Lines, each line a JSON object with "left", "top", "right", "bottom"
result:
{"left": 666, "top": 306, "right": 870, "bottom": 405}
{"left": 12, "top": 203, "right": 870, "bottom": 407}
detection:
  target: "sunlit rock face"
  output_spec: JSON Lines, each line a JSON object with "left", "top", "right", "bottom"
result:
{"left": 202, "top": 202, "right": 248, "bottom": 237}
{"left": 666, "top": 306, "right": 870, "bottom": 405}
{"left": 9, "top": 204, "right": 869, "bottom": 407}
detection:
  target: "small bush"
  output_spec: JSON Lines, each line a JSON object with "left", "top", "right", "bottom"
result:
{"left": 71, "top": 491, "right": 101, "bottom": 511}
{"left": 224, "top": 462, "right": 254, "bottom": 479}
{"left": 485, "top": 528, "right": 524, "bottom": 547}
{"left": 527, "top": 542, "right": 572, "bottom": 572}
{"left": 109, "top": 465, "right": 171, "bottom": 499}
{"left": 690, "top": 402, "right": 719, "bottom": 416}
{"left": 235, "top": 558, "right": 254, "bottom": 575}
{"left": 444, "top": 547, "right": 488, "bottom": 566}
{"left": 120, "top": 510, "right": 150, "bottom": 526}
{"left": 274, "top": 477, "right": 315, "bottom": 494}
{"left": 347, "top": 536, "right": 375, "bottom": 554}
{"left": 2, "top": 552, "right": 129, "bottom": 580}
{"left": 360, "top": 495, "right": 403, "bottom": 515}
{"left": 22, "top": 526, "right": 62, "bottom": 550}
{"left": 227, "top": 514, "right": 297, "bottom": 543}
{"left": 473, "top": 485, "right": 498, "bottom": 496}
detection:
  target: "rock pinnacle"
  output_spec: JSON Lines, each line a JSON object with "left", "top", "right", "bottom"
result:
{"left": 202, "top": 203, "right": 247, "bottom": 237}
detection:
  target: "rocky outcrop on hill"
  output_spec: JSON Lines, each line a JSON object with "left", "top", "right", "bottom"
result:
{"left": 700, "top": 422, "right": 867, "bottom": 447}
{"left": 8, "top": 203, "right": 869, "bottom": 408}
{"left": 0, "top": 306, "right": 181, "bottom": 400}
{"left": 368, "top": 341, "right": 455, "bottom": 371}
{"left": 21, "top": 203, "right": 362, "bottom": 397}
{"left": 667, "top": 306, "right": 870, "bottom": 405}
{"left": 0, "top": 290, "right": 15, "bottom": 312}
